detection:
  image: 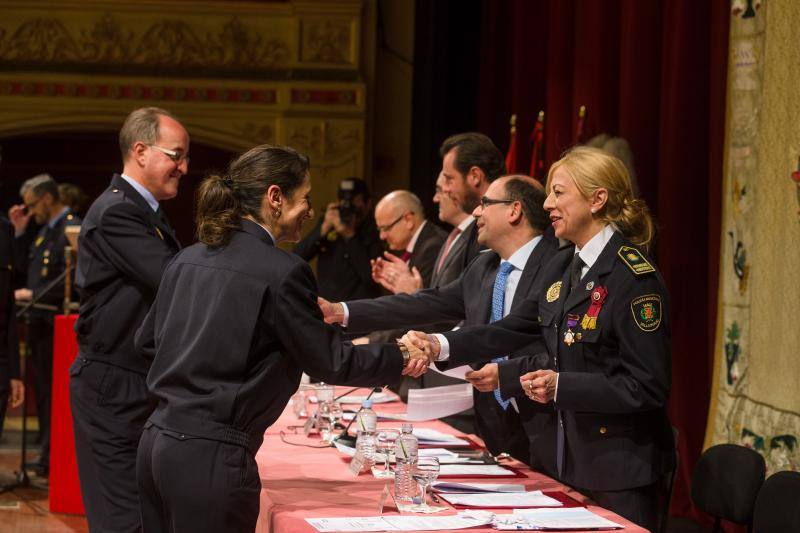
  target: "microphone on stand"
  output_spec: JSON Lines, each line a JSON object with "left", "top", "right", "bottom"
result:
{"left": 332, "top": 386, "right": 385, "bottom": 447}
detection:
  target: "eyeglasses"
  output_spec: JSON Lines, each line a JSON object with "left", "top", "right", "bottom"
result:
{"left": 148, "top": 144, "right": 190, "bottom": 165}
{"left": 23, "top": 196, "right": 42, "bottom": 213}
{"left": 479, "top": 196, "right": 516, "bottom": 209}
{"left": 376, "top": 212, "right": 409, "bottom": 233}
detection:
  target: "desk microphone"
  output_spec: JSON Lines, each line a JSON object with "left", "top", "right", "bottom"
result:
{"left": 332, "top": 386, "right": 385, "bottom": 447}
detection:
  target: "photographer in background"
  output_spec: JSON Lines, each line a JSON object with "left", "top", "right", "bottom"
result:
{"left": 294, "top": 178, "right": 383, "bottom": 301}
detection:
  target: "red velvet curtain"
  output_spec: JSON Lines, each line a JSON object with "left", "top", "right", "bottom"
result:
{"left": 476, "top": 0, "right": 729, "bottom": 522}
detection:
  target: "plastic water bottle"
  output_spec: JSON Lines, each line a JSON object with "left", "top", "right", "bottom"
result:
{"left": 355, "top": 399, "right": 378, "bottom": 463}
{"left": 393, "top": 423, "right": 419, "bottom": 506}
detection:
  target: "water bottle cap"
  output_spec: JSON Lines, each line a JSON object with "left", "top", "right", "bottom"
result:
{"left": 402, "top": 422, "right": 413, "bottom": 433}
{"left": 362, "top": 399, "right": 373, "bottom": 408}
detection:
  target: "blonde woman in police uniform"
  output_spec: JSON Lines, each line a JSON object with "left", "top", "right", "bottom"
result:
{"left": 408, "top": 146, "right": 675, "bottom": 531}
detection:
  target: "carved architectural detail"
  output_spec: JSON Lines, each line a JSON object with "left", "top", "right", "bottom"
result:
{"left": 233, "top": 122, "right": 275, "bottom": 145}
{"left": 0, "top": 14, "right": 290, "bottom": 71}
{"left": 287, "top": 121, "right": 360, "bottom": 158}
{"left": 301, "top": 20, "right": 350, "bottom": 64}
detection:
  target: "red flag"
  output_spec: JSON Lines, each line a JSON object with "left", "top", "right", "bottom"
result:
{"left": 505, "top": 114, "right": 518, "bottom": 173}
{"left": 529, "top": 110, "right": 545, "bottom": 180}
{"left": 575, "top": 105, "right": 587, "bottom": 144}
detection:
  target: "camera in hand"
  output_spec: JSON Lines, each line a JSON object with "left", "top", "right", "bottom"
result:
{"left": 337, "top": 178, "right": 357, "bottom": 224}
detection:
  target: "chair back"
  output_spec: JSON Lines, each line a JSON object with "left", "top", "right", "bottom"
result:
{"left": 753, "top": 470, "right": 800, "bottom": 533}
{"left": 691, "top": 443, "right": 766, "bottom": 525}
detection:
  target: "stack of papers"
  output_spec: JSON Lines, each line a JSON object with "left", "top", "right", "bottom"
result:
{"left": 438, "top": 464, "right": 517, "bottom": 477}
{"left": 307, "top": 512, "right": 493, "bottom": 532}
{"left": 438, "top": 490, "right": 562, "bottom": 508}
{"left": 432, "top": 482, "right": 526, "bottom": 493}
{"left": 412, "top": 428, "right": 470, "bottom": 447}
{"left": 494, "top": 508, "right": 624, "bottom": 530}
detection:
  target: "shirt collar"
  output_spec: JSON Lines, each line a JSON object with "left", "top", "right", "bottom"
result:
{"left": 406, "top": 219, "right": 427, "bottom": 253}
{"left": 121, "top": 173, "right": 159, "bottom": 212}
{"left": 456, "top": 216, "right": 474, "bottom": 232}
{"left": 48, "top": 206, "right": 70, "bottom": 229}
{"left": 504, "top": 235, "right": 543, "bottom": 270}
{"left": 575, "top": 224, "right": 616, "bottom": 269}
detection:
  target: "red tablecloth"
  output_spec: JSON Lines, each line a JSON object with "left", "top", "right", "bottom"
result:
{"left": 255, "top": 388, "right": 646, "bottom": 532}
{"left": 50, "top": 314, "right": 85, "bottom": 515}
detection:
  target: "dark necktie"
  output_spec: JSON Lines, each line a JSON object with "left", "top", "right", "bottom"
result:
{"left": 155, "top": 207, "right": 173, "bottom": 235}
{"left": 557, "top": 252, "right": 584, "bottom": 479}
{"left": 569, "top": 252, "right": 584, "bottom": 293}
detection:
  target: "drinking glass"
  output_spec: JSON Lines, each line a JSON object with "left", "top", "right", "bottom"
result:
{"left": 411, "top": 456, "right": 441, "bottom": 512}
{"left": 319, "top": 401, "right": 343, "bottom": 444}
{"left": 372, "top": 428, "right": 401, "bottom": 479}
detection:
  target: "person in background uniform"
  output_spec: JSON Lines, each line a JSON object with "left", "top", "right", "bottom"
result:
{"left": 10, "top": 174, "right": 80, "bottom": 476}
{"left": 294, "top": 178, "right": 383, "bottom": 302}
{"left": 71, "top": 107, "right": 187, "bottom": 532}
{"left": 321, "top": 176, "right": 557, "bottom": 464}
{"left": 59, "top": 182, "right": 90, "bottom": 218}
{"left": 438, "top": 132, "right": 506, "bottom": 271}
{"left": 134, "top": 145, "right": 429, "bottom": 533}
{"left": 407, "top": 147, "right": 675, "bottom": 531}
{"left": 0, "top": 216, "right": 24, "bottom": 441}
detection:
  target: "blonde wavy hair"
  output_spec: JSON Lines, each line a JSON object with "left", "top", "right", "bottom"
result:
{"left": 546, "top": 146, "right": 655, "bottom": 251}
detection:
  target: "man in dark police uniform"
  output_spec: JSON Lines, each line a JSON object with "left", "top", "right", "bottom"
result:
{"left": 10, "top": 173, "right": 80, "bottom": 476}
{"left": 71, "top": 107, "right": 187, "bottom": 532}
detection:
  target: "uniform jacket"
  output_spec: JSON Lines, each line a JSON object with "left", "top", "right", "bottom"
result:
{"left": 293, "top": 215, "right": 383, "bottom": 301}
{"left": 25, "top": 208, "right": 81, "bottom": 319}
{"left": 75, "top": 174, "right": 180, "bottom": 373}
{"left": 0, "top": 218, "right": 20, "bottom": 380}
{"left": 135, "top": 219, "right": 403, "bottom": 449}
{"left": 441, "top": 231, "right": 676, "bottom": 491}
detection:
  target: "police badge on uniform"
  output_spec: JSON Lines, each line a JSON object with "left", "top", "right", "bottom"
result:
{"left": 630, "top": 294, "right": 662, "bottom": 331}
{"left": 546, "top": 281, "right": 562, "bottom": 302}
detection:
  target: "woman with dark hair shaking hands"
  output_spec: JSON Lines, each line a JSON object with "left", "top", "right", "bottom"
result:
{"left": 134, "top": 145, "right": 428, "bottom": 532}
{"left": 404, "top": 147, "right": 675, "bottom": 531}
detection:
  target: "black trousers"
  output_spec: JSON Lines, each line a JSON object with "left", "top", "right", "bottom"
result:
{"left": 582, "top": 481, "right": 660, "bottom": 532}
{"left": 137, "top": 424, "right": 262, "bottom": 533}
{"left": 28, "top": 320, "right": 53, "bottom": 467}
{"left": 474, "top": 391, "right": 529, "bottom": 462}
{"left": 70, "top": 357, "right": 154, "bottom": 533}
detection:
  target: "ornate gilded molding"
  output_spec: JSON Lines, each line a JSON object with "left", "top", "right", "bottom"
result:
{"left": 0, "top": 1, "right": 363, "bottom": 78}
{"left": 0, "top": 14, "right": 290, "bottom": 73}
{"left": 287, "top": 120, "right": 361, "bottom": 159}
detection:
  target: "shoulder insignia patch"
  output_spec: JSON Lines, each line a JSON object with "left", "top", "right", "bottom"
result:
{"left": 546, "top": 281, "right": 562, "bottom": 302}
{"left": 631, "top": 294, "right": 662, "bottom": 332}
{"left": 617, "top": 246, "right": 655, "bottom": 275}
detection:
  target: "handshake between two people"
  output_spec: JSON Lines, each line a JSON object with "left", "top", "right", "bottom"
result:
{"left": 317, "top": 297, "right": 439, "bottom": 378}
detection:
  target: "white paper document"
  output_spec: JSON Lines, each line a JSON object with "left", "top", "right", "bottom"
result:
{"left": 432, "top": 482, "right": 526, "bottom": 493}
{"left": 428, "top": 361, "right": 471, "bottom": 380}
{"left": 438, "top": 490, "right": 562, "bottom": 508}
{"left": 493, "top": 507, "right": 624, "bottom": 530}
{"left": 412, "top": 427, "right": 471, "bottom": 446}
{"left": 439, "top": 464, "right": 517, "bottom": 477}
{"left": 404, "top": 384, "right": 474, "bottom": 421}
{"left": 306, "top": 512, "right": 493, "bottom": 532}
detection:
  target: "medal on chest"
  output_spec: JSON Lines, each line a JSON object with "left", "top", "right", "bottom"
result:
{"left": 563, "top": 314, "right": 580, "bottom": 346}
{"left": 580, "top": 286, "right": 608, "bottom": 330}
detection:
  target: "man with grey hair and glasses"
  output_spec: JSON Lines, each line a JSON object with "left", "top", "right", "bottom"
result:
{"left": 9, "top": 173, "right": 80, "bottom": 477}
{"left": 71, "top": 106, "right": 187, "bottom": 532}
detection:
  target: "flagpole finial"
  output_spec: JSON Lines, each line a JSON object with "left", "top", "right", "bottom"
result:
{"left": 509, "top": 113, "right": 517, "bottom": 133}
{"left": 537, "top": 110, "right": 545, "bottom": 123}
{"left": 579, "top": 105, "right": 586, "bottom": 118}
